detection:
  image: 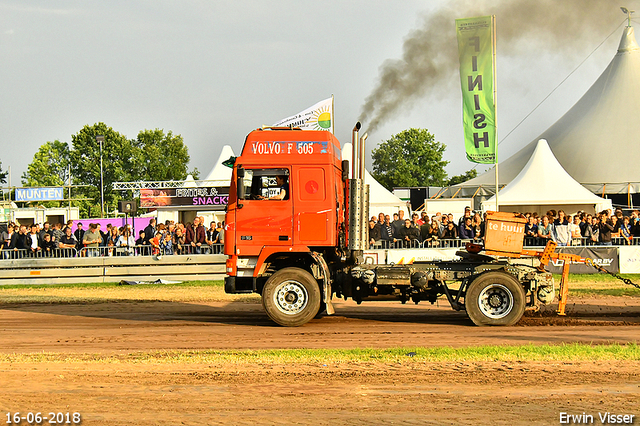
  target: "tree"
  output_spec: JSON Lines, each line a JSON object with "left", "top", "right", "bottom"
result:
{"left": 22, "top": 140, "right": 71, "bottom": 187}
{"left": 132, "top": 129, "right": 195, "bottom": 181}
{"left": 371, "top": 128, "right": 449, "bottom": 191}
{"left": 0, "top": 161, "right": 7, "bottom": 197}
{"left": 447, "top": 169, "right": 478, "bottom": 186}
{"left": 68, "top": 123, "right": 137, "bottom": 215}
{"left": 0, "top": 161, "right": 7, "bottom": 185}
{"left": 24, "top": 123, "right": 198, "bottom": 217}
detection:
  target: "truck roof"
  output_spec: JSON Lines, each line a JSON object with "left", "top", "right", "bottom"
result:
{"left": 240, "top": 128, "right": 342, "bottom": 167}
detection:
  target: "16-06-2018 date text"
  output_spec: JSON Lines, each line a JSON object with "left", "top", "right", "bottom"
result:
{"left": 6, "top": 412, "right": 81, "bottom": 424}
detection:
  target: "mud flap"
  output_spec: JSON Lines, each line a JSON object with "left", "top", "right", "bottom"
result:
{"left": 310, "top": 252, "right": 335, "bottom": 315}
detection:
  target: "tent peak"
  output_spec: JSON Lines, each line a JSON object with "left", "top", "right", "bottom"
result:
{"left": 618, "top": 26, "right": 639, "bottom": 53}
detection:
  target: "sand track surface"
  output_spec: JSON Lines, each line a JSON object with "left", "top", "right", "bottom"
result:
{"left": 1, "top": 296, "right": 639, "bottom": 425}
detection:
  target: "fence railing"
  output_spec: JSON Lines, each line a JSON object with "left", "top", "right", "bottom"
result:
{"left": 523, "top": 236, "right": 640, "bottom": 247}
{"left": 0, "top": 244, "right": 224, "bottom": 260}
{"left": 370, "top": 236, "right": 640, "bottom": 250}
{"left": 371, "top": 239, "right": 474, "bottom": 249}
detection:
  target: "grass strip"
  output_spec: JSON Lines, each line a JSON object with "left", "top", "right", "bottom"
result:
{"left": 0, "top": 280, "right": 262, "bottom": 304}
{"left": 1, "top": 343, "right": 638, "bottom": 364}
{"left": 0, "top": 274, "right": 638, "bottom": 304}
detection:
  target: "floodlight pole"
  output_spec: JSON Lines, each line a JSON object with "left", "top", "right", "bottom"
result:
{"left": 96, "top": 135, "right": 105, "bottom": 218}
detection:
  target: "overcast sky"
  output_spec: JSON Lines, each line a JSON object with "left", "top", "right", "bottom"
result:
{"left": 0, "top": 0, "right": 637, "bottom": 185}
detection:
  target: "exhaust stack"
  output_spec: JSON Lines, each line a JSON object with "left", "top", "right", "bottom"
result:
{"left": 348, "top": 123, "right": 370, "bottom": 254}
{"left": 351, "top": 122, "right": 361, "bottom": 179}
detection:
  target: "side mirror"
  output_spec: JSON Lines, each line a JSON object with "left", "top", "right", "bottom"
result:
{"left": 237, "top": 165, "right": 245, "bottom": 200}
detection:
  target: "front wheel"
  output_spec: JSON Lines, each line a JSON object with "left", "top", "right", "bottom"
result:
{"left": 262, "top": 267, "right": 321, "bottom": 327}
{"left": 465, "top": 271, "right": 526, "bottom": 326}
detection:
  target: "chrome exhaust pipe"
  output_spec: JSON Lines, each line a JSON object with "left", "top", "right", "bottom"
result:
{"left": 351, "top": 122, "right": 361, "bottom": 179}
{"left": 359, "top": 132, "right": 368, "bottom": 181}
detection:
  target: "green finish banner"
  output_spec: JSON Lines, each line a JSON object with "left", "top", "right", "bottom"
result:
{"left": 456, "top": 15, "right": 496, "bottom": 164}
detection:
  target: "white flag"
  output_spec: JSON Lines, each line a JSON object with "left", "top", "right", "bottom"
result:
{"left": 272, "top": 97, "right": 333, "bottom": 133}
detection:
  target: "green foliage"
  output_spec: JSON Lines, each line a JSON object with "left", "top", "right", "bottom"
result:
{"left": 0, "top": 161, "right": 7, "bottom": 185}
{"left": 371, "top": 128, "right": 449, "bottom": 190}
{"left": 21, "top": 123, "right": 197, "bottom": 217}
{"left": 68, "top": 123, "right": 136, "bottom": 215}
{"left": 21, "top": 140, "right": 71, "bottom": 187}
{"left": 189, "top": 167, "right": 201, "bottom": 180}
{"left": 132, "top": 129, "right": 191, "bottom": 181}
{"left": 447, "top": 168, "right": 478, "bottom": 186}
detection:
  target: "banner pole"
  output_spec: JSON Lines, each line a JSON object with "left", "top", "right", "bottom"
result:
{"left": 331, "top": 94, "right": 335, "bottom": 134}
{"left": 492, "top": 15, "right": 499, "bottom": 211}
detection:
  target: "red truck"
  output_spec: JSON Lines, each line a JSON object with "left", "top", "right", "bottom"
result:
{"left": 224, "top": 123, "right": 555, "bottom": 326}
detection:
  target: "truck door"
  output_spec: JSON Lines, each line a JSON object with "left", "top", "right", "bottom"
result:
{"left": 292, "top": 166, "right": 333, "bottom": 246}
{"left": 234, "top": 168, "right": 293, "bottom": 253}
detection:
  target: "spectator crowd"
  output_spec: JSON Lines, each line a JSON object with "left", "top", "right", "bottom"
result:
{"left": 367, "top": 207, "right": 640, "bottom": 249}
{"left": 2, "top": 207, "right": 639, "bottom": 258}
{"left": 0, "top": 217, "right": 225, "bottom": 258}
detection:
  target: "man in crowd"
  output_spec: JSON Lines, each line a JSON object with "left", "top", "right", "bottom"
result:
{"left": 552, "top": 210, "right": 571, "bottom": 246}
{"left": 379, "top": 214, "right": 394, "bottom": 247}
{"left": 15, "top": 225, "right": 28, "bottom": 257}
{"left": 420, "top": 216, "right": 431, "bottom": 242}
{"left": 193, "top": 216, "right": 206, "bottom": 254}
{"left": 396, "top": 218, "right": 419, "bottom": 247}
{"left": 38, "top": 222, "right": 53, "bottom": 246}
{"left": 391, "top": 212, "right": 403, "bottom": 236}
{"left": 458, "top": 207, "right": 472, "bottom": 229}
{"left": 144, "top": 219, "right": 156, "bottom": 245}
{"left": 28, "top": 224, "right": 41, "bottom": 257}
{"left": 39, "top": 233, "right": 56, "bottom": 257}
{"left": 2, "top": 224, "right": 17, "bottom": 259}
{"left": 52, "top": 223, "right": 64, "bottom": 248}
{"left": 631, "top": 210, "right": 640, "bottom": 237}
{"left": 367, "top": 219, "right": 381, "bottom": 248}
{"left": 74, "top": 223, "right": 85, "bottom": 252}
{"left": 597, "top": 212, "right": 615, "bottom": 246}
{"left": 58, "top": 226, "right": 78, "bottom": 257}
{"left": 83, "top": 223, "right": 102, "bottom": 256}
{"left": 206, "top": 221, "right": 217, "bottom": 247}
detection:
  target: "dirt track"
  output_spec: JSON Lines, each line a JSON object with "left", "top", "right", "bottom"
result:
{"left": 1, "top": 297, "right": 639, "bottom": 353}
{"left": 1, "top": 297, "right": 639, "bottom": 425}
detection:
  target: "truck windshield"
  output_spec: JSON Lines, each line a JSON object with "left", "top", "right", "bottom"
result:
{"left": 245, "top": 168, "right": 289, "bottom": 200}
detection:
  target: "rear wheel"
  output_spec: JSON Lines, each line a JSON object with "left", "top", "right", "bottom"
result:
{"left": 262, "top": 267, "right": 321, "bottom": 326}
{"left": 465, "top": 271, "right": 525, "bottom": 326}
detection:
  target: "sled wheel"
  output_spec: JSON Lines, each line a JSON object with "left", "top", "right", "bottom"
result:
{"left": 466, "top": 271, "right": 526, "bottom": 326}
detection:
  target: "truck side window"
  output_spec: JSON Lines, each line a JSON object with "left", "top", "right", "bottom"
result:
{"left": 247, "top": 169, "right": 290, "bottom": 201}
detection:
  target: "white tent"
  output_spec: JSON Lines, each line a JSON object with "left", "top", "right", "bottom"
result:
{"left": 341, "top": 143, "right": 408, "bottom": 217}
{"left": 450, "top": 26, "right": 640, "bottom": 198}
{"left": 200, "top": 145, "right": 235, "bottom": 187}
{"left": 482, "top": 139, "right": 612, "bottom": 215}
{"left": 181, "top": 174, "right": 198, "bottom": 188}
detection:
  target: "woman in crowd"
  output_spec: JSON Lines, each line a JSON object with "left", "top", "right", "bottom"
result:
{"left": 620, "top": 216, "right": 632, "bottom": 245}
{"left": 472, "top": 214, "right": 484, "bottom": 242}
{"left": 424, "top": 221, "right": 440, "bottom": 247}
{"left": 116, "top": 228, "right": 136, "bottom": 256}
{"left": 160, "top": 231, "right": 174, "bottom": 255}
{"left": 459, "top": 217, "right": 474, "bottom": 240}
{"left": 173, "top": 227, "right": 186, "bottom": 255}
{"left": 106, "top": 225, "right": 119, "bottom": 256}
{"left": 570, "top": 215, "right": 582, "bottom": 246}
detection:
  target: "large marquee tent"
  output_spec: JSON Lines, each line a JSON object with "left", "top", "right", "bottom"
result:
{"left": 482, "top": 139, "right": 611, "bottom": 215}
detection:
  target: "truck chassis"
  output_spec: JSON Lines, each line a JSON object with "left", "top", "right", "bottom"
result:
{"left": 226, "top": 249, "right": 554, "bottom": 327}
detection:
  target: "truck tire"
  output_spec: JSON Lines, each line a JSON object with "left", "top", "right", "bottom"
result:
{"left": 465, "top": 271, "right": 526, "bottom": 326}
{"left": 262, "top": 267, "right": 321, "bottom": 327}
